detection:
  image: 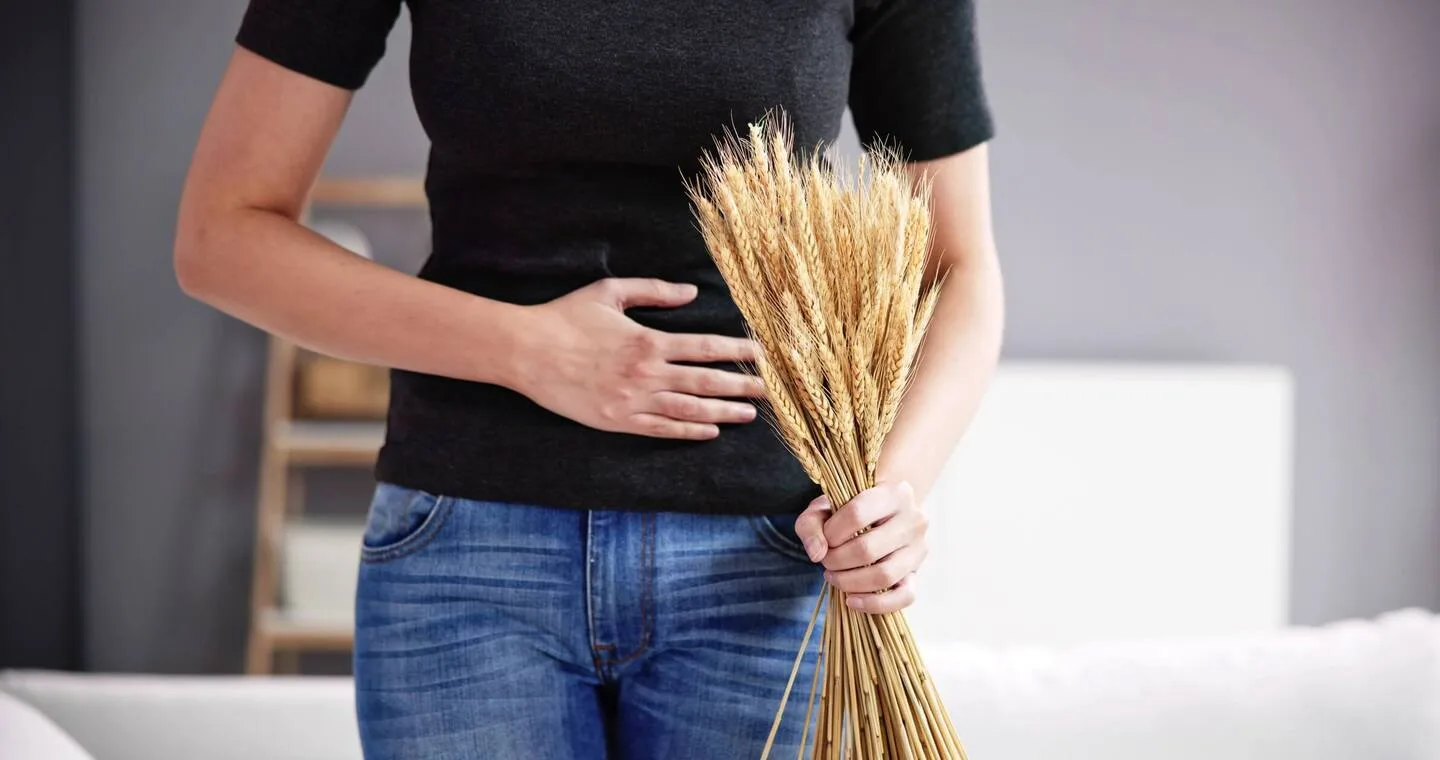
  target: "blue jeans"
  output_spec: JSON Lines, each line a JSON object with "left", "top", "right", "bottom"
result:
{"left": 354, "top": 483, "right": 825, "bottom": 759}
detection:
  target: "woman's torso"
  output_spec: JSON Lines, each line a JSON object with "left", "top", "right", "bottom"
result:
{"left": 379, "top": 1, "right": 863, "bottom": 514}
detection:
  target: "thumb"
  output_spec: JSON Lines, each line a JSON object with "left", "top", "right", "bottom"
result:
{"left": 794, "top": 495, "right": 832, "bottom": 563}
{"left": 600, "top": 278, "right": 698, "bottom": 309}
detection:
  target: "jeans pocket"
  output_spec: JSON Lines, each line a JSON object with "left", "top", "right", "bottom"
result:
{"left": 360, "top": 483, "right": 455, "bottom": 564}
{"left": 748, "top": 513, "right": 813, "bottom": 563}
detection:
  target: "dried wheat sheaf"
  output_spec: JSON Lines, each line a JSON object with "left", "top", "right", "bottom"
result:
{"left": 687, "top": 113, "right": 967, "bottom": 760}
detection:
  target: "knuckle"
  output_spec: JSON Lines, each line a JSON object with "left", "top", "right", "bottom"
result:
{"left": 844, "top": 513, "right": 870, "bottom": 537}
{"left": 914, "top": 510, "right": 930, "bottom": 534}
{"left": 794, "top": 521, "right": 817, "bottom": 543}
{"left": 698, "top": 373, "right": 723, "bottom": 396}
{"left": 673, "top": 397, "right": 701, "bottom": 419}
{"left": 709, "top": 336, "right": 736, "bottom": 361}
{"left": 847, "top": 492, "right": 881, "bottom": 523}
{"left": 826, "top": 521, "right": 859, "bottom": 548}
{"left": 632, "top": 330, "right": 662, "bottom": 355}
{"left": 621, "top": 357, "right": 660, "bottom": 381}
{"left": 858, "top": 540, "right": 886, "bottom": 565}
{"left": 881, "top": 564, "right": 907, "bottom": 588}
{"left": 880, "top": 487, "right": 908, "bottom": 515}
{"left": 618, "top": 326, "right": 653, "bottom": 350}
{"left": 598, "top": 402, "right": 623, "bottom": 423}
{"left": 694, "top": 336, "right": 719, "bottom": 360}
{"left": 798, "top": 517, "right": 827, "bottom": 542}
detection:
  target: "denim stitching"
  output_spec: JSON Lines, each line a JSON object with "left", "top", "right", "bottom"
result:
{"left": 750, "top": 514, "right": 812, "bottom": 563}
{"left": 609, "top": 512, "right": 654, "bottom": 668}
{"left": 585, "top": 511, "right": 614, "bottom": 675}
{"left": 359, "top": 495, "right": 453, "bottom": 564}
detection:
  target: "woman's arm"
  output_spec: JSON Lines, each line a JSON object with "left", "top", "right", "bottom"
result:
{"left": 177, "top": 48, "right": 763, "bottom": 440}
{"left": 875, "top": 144, "right": 1004, "bottom": 500}
{"left": 176, "top": 48, "right": 529, "bottom": 387}
{"left": 793, "top": 144, "right": 1003, "bottom": 612}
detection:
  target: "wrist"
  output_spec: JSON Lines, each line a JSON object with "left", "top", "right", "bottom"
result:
{"left": 464, "top": 298, "right": 543, "bottom": 392}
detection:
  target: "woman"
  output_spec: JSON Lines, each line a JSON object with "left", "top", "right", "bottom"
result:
{"left": 176, "top": 0, "right": 1002, "bottom": 757}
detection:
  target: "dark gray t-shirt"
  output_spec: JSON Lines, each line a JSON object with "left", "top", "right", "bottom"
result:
{"left": 236, "top": 0, "right": 994, "bottom": 515}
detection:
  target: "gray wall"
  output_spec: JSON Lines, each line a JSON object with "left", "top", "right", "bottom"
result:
{"left": 971, "top": 0, "right": 1440, "bottom": 625}
{"left": 78, "top": 0, "right": 1439, "bottom": 670}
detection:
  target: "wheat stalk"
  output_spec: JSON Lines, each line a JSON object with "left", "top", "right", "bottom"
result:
{"left": 687, "top": 112, "right": 965, "bottom": 760}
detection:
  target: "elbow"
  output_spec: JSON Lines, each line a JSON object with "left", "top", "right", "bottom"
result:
{"left": 173, "top": 231, "right": 209, "bottom": 300}
{"left": 173, "top": 210, "right": 226, "bottom": 301}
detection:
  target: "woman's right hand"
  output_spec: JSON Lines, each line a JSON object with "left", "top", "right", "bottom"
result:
{"left": 510, "top": 278, "right": 765, "bottom": 441}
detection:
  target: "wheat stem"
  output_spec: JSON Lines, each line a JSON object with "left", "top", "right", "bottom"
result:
{"left": 688, "top": 111, "right": 967, "bottom": 760}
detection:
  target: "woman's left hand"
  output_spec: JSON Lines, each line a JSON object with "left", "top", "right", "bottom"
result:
{"left": 793, "top": 481, "right": 928, "bottom": 614}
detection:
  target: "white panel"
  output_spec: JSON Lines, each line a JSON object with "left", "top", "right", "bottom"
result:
{"left": 281, "top": 518, "right": 364, "bottom": 625}
{"left": 908, "top": 362, "right": 1294, "bottom": 648}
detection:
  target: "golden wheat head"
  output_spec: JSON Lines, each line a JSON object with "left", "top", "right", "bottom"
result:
{"left": 687, "top": 111, "right": 964, "bottom": 760}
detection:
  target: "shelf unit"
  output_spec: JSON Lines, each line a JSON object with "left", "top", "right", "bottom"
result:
{"left": 244, "top": 177, "right": 424, "bottom": 675}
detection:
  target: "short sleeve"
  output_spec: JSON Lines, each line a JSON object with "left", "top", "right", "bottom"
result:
{"left": 235, "top": 0, "right": 404, "bottom": 91}
{"left": 849, "top": 0, "right": 995, "bottom": 161}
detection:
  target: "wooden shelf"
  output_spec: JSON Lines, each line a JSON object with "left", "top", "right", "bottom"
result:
{"left": 309, "top": 177, "right": 427, "bottom": 208}
{"left": 259, "top": 608, "right": 354, "bottom": 651}
{"left": 246, "top": 209, "right": 399, "bottom": 672}
{"left": 271, "top": 420, "right": 384, "bottom": 466}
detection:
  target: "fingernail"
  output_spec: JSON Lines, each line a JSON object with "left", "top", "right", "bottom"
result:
{"left": 805, "top": 538, "right": 826, "bottom": 562}
{"left": 846, "top": 596, "right": 864, "bottom": 610}
{"left": 823, "top": 571, "right": 836, "bottom": 584}
{"left": 680, "top": 283, "right": 698, "bottom": 297}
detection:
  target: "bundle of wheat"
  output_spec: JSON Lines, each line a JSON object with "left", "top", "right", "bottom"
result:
{"left": 687, "top": 113, "right": 966, "bottom": 760}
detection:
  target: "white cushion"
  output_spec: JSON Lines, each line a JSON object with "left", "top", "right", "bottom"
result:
{"left": 0, "top": 672, "right": 359, "bottom": 760}
{"left": 0, "top": 688, "right": 94, "bottom": 760}
{"left": 5, "top": 610, "right": 1437, "bottom": 760}
{"left": 927, "top": 608, "right": 1440, "bottom": 760}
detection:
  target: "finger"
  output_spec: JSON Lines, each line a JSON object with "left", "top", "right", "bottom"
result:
{"left": 665, "top": 366, "right": 766, "bottom": 399}
{"left": 600, "top": 278, "right": 698, "bottom": 309}
{"left": 650, "top": 392, "right": 756, "bottom": 425}
{"left": 822, "top": 516, "right": 917, "bottom": 572}
{"left": 822, "top": 481, "right": 913, "bottom": 548}
{"left": 845, "top": 574, "right": 917, "bottom": 615}
{"left": 663, "top": 333, "right": 759, "bottom": 363}
{"left": 794, "top": 495, "right": 832, "bottom": 562}
{"left": 627, "top": 413, "right": 719, "bottom": 441}
{"left": 825, "top": 543, "right": 927, "bottom": 595}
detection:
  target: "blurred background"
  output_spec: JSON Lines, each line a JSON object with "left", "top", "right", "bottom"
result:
{"left": 2, "top": 1, "right": 1439, "bottom": 758}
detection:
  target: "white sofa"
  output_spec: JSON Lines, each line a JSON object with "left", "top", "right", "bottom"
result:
{"left": 4, "top": 609, "right": 1437, "bottom": 760}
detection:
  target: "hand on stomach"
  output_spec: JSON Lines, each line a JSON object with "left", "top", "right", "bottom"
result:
{"left": 512, "top": 278, "right": 763, "bottom": 440}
